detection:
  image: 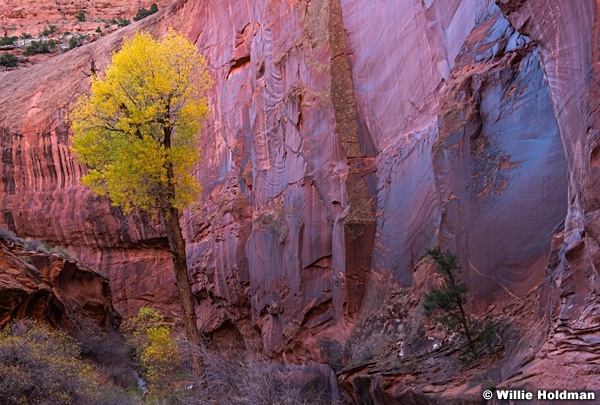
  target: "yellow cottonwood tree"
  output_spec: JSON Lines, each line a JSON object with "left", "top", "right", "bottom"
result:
{"left": 70, "top": 30, "right": 211, "bottom": 378}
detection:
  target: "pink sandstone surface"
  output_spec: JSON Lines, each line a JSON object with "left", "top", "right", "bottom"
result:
{"left": 0, "top": 0, "right": 597, "bottom": 402}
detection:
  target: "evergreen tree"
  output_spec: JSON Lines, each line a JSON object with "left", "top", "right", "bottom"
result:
{"left": 423, "top": 247, "right": 477, "bottom": 354}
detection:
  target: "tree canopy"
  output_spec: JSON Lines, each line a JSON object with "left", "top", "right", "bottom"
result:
{"left": 70, "top": 30, "right": 211, "bottom": 213}
{"left": 70, "top": 30, "right": 212, "bottom": 379}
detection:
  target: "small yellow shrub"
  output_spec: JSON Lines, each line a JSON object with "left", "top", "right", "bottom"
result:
{"left": 124, "top": 307, "right": 181, "bottom": 396}
{"left": 142, "top": 326, "right": 181, "bottom": 394}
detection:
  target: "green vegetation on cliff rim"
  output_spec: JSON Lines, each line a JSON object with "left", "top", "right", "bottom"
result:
{"left": 0, "top": 227, "right": 75, "bottom": 260}
{"left": 75, "top": 10, "right": 86, "bottom": 22}
{"left": 23, "top": 40, "right": 56, "bottom": 55}
{"left": 0, "top": 36, "right": 18, "bottom": 46}
{"left": 0, "top": 53, "right": 18, "bottom": 67}
{"left": 40, "top": 25, "right": 56, "bottom": 37}
{"left": 106, "top": 18, "right": 131, "bottom": 27}
{"left": 68, "top": 35, "right": 88, "bottom": 51}
{"left": 118, "top": 18, "right": 131, "bottom": 27}
{"left": 134, "top": 3, "right": 159, "bottom": 21}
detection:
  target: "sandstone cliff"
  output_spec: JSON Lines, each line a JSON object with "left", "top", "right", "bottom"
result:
{"left": 0, "top": 0, "right": 597, "bottom": 402}
{"left": 0, "top": 0, "right": 171, "bottom": 37}
{"left": 0, "top": 235, "right": 118, "bottom": 334}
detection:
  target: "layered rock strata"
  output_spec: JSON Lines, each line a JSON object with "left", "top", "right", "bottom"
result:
{"left": 0, "top": 238, "right": 118, "bottom": 333}
{"left": 0, "top": 0, "right": 597, "bottom": 402}
{"left": 0, "top": 0, "right": 172, "bottom": 37}
{"left": 492, "top": 0, "right": 600, "bottom": 393}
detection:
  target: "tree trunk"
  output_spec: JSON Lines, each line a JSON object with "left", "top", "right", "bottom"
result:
{"left": 162, "top": 206, "right": 205, "bottom": 381}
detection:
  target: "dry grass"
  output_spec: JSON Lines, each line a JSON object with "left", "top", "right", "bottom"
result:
{"left": 188, "top": 348, "right": 331, "bottom": 405}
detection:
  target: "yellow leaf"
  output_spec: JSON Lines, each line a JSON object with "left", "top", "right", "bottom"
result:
{"left": 70, "top": 29, "right": 212, "bottom": 214}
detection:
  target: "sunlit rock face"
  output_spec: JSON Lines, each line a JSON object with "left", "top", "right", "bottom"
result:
{"left": 0, "top": 0, "right": 172, "bottom": 37}
{"left": 0, "top": 0, "right": 594, "bottom": 391}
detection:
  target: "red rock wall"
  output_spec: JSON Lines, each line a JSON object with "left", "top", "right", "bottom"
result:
{"left": 0, "top": 239, "right": 118, "bottom": 334}
{"left": 0, "top": 0, "right": 593, "bottom": 382}
{"left": 492, "top": 0, "right": 600, "bottom": 390}
{"left": 0, "top": 18, "right": 181, "bottom": 320}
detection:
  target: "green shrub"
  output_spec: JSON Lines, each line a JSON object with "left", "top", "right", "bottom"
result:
{"left": 68, "top": 37, "right": 81, "bottom": 50}
{"left": 108, "top": 18, "right": 118, "bottom": 25}
{"left": 0, "top": 319, "right": 101, "bottom": 405}
{"left": 40, "top": 25, "right": 56, "bottom": 37}
{"left": 0, "top": 227, "right": 15, "bottom": 239}
{"left": 63, "top": 31, "right": 71, "bottom": 36}
{"left": 18, "top": 256, "right": 32, "bottom": 264}
{"left": 24, "top": 40, "right": 55, "bottom": 55}
{"left": 95, "top": 27, "right": 102, "bottom": 33}
{"left": 0, "top": 53, "right": 18, "bottom": 67}
{"left": 22, "top": 238, "right": 50, "bottom": 253}
{"left": 5, "top": 233, "right": 75, "bottom": 260}
{"left": 0, "top": 227, "right": 23, "bottom": 243}
{"left": 75, "top": 10, "right": 86, "bottom": 22}
{"left": 117, "top": 17, "right": 131, "bottom": 27}
{"left": 20, "top": 33, "right": 32, "bottom": 39}
{"left": 133, "top": 3, "right": 159, "bottom": 21}
{"left": 0, "top": 36, "right": 18, "bottom": 46}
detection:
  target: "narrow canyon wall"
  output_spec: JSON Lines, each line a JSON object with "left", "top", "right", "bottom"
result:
{"left": 0, "top": 1, "right": 596, "bottom": 396}
{"left": 342, "top": 0, "right": 567, "bottom": 307}
{"left": 493, "top": 0, "right": 600, "bottom": 390}
{"left": 0, "top": 19, "right": 182, "bottom": 320}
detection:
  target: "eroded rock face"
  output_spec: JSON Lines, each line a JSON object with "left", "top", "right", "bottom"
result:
{"left": 0, "top": 0, "right": 172, "bottom": 37}
{"left": 0, "top": 0, "right": 596, "bottom": 401}
{"left": 434, "top": 15, "right": 567, "bottom": 309}
{"left": 0, "top": 239, "right": 118, "bottom": 333}
{"left": 491, "top": 0, "right": 600, "bottom": 392}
